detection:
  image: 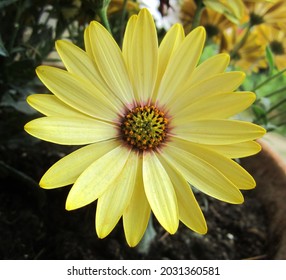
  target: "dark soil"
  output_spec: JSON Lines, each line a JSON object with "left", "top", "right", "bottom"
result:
{"left": 0, "top": 106, "right": 269, "bottom": 260}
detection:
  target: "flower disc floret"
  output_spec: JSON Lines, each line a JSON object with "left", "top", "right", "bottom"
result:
{"left": 120, "top": 105, "right": 169, "bottom": 151}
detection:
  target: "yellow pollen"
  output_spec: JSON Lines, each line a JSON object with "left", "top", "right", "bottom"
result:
{"left": 120, "top": 105, "right": 169, "bottom": 151}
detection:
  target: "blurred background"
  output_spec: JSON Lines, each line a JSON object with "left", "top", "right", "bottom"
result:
{"left": 0, "top": 0, "right": 286, "bottom": 260}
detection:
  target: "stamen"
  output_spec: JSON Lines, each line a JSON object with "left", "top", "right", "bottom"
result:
{"left": 120, "top": 105, "right": 169, "bottom": 151}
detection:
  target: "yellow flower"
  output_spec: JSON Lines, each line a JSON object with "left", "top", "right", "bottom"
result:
{"left": 180, "top": 0, "right": 197, "bottom": 33}
{"left": 256, "top": 25, "right": 286, "bottom": 71}
{"left": 244, "top": 0, "right": 286, "bottom": 27}
{"left": 180, "top": 0, "right": 237, "bottom": 43}
{"left": 221, "top": 27, "right": 267, "bottom": 72}
{"left": 200, "top": 8, "right": 237, "bottom": 44}
{"left": 108, "top": 0, "right": 139, "bottom": 16}
{"left": 24, "top": 9, "right": 265, "bottom": 247}
{"left": 203, "top": 0, "right": 245, "bottom": 24}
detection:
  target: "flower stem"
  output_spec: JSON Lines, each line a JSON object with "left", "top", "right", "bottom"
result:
{"left": 230, "top": 24, "right": 251, "bottom": 60}
{"left": 191, "top": 0, "right": 204, "bottom": 30}
{"left": 98, "top": 6, "right": 112, "bottom": 34}
{"left": 120, "top": 0, "right": 128, "bottom": 46}
{"left": 264, "top": 85, "right": 286, "bottom": 99}
{"left": 252, "top": 68, "right": 286, "bottom": 91}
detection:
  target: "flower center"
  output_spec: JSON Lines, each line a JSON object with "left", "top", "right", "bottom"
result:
{"left": 270, "top": 40, "right": 285, "bottom": 55}
{"left": 205, "top": 24, "right": 220, "bottom": 38}
{"left": 250, "top": 12, "right": 264, "bottom": 26}
{"left": 120, "top": 105, "right": 169, "bottom": 151}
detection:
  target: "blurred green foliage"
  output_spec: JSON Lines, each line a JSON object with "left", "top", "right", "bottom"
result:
{"left": 0, "top": 0, "right": 77, "bottom": 109}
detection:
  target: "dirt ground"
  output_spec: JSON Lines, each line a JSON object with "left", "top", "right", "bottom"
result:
{"left": 0, "top": 106, "right": 269, "bottom": 260}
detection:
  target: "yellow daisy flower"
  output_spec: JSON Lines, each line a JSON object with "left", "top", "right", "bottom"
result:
{"left": 108, "top": 0, "right": 139, "bottom": 16}
{"left": 180, "top": 0, "right": 237, "bottom": 43}
{"left": 24, "top": 8, "right": 265, "bottom": 247}
{"left": 200, "top": 8, "right": 237, "bottom": 44}
{"left": 221, "top": 27, "right": 267, "bottom": 72}
{"left": 244, "top": 0, "right": 286, "bottom": 27}
{"left": 256, "top": 24, "right": 286, "bottom": 71}
{"left": 203, "top": 0, "right": 245, "bottom": 24}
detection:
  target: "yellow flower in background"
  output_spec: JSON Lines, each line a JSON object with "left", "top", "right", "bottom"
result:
{"left": 244, "top": 0, "right": 286, "bottom": 28}
{"left": 108, "top": 0, "right": 139, "bottom": 16}
{"left": 180, "top": 0, "right": 197, "bottom": 33}
{"left": 203, "top": 0, "right": 245, "bottom": 24}
{"left": 24, "top": 8, "right": 265, "bottom": 246}
{"left": 180, "top": 0, "right": 237, "bottom": 43}
{"left": 256, "top": 25, "right": 286, "bottom": 71}
{"left": 221, "top": 27, "right": 267, "bottom": 72}
{"left": 200, "top": 8, "right": 237, "bottom": 44}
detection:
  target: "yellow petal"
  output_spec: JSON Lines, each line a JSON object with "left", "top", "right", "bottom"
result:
{"left": 40, "top": 140, "right": 119, "bottom": 189}
{"left": 156, "top": 26, "right": 206, "bottom": 106}
{"left": 153, "top": 23, "right": 185, "bottom": 101}
{"left": 24, "top": 116, "right": 117, "bottom": 145}
{"left": 204, "top": 141, "right": 262, "bottom": 158}
{"left": 171, "top": 71, "right": 245, "bottom": 113}
{"left": 173, "top": 119, "right": 266, "bottom": 145}
{"left": 84, "top": 25, "right": 93, "bottom": 58}
{"left": 186, "top": 53, "right": 230, "bottom": 87}
{"left": 96, "top": 151, "right": 138, "bottom": 238}
{"left": 170, "top": 138, "right": 256, "bottom": 190}
{"left": 55, "top": 40, "right": 123, "bottom": 110}
{"left": 125, "top": 8, "right": 158, "bottom": 104}
{"left": 162, "top": 144, "right": 244, "bottom": 204}
{"left": 55, "top": 40, "right": 101, "bottom": 84}
{"left": 36, "top": 66, "right": 119, "bottom": 121}
{"left": 158, "top": 155, "right": 207, "bottom": 234}
{"left": 66, "top": 146, "right": 130, "bottom": 210}
{"left": 88, "top": 21, "right": 134, "bottom": 106}
{"left": 173, "top": 91, "right": 256, "bottom": 124}
{"left": 123, "top": 156, "right": 151, "bottom": 247}
{"left": 27, "top": 94, "right": 91, "bottom": 118}
{"left": 122, "top": 14, "right": 137, "bottom": 71}
{"left": 142, "top": 151, "right": 179, "bottom": 234}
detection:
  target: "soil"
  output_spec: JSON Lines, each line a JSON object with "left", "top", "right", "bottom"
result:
{"left": 0, "top": 106, "right": 270, "bottom": 260}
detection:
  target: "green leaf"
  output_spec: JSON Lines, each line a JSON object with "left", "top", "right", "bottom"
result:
{"left": 266, "top": 45, "right": 275, "bottom": 75}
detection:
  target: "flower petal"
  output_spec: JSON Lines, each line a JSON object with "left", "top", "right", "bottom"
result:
{"left": 123, "top": 156, "right": 151, "bottom": 247}
{"left": 186, "top": 53, "right": 230, "bottom": 87}
{"left": 170, "top": 138, "right": 256, "bottom": 190}
{"left": 124, "top": 9, "right": 158, "bottom": 104}
{"left": 173, "top": 119, "right": 266, "bottom": 145}
{"left": 24, "top": 116, "right": 117, "bottom": 145}
{"left": 156, "top": 26, "right": 206, "bottom": 106}
{"left": 88, "top": 21, "right": 134, "bottom": 106}
{"left": 55, "top": 40, "right": 101, "bottom": 85}
{"left": 66, "top": 145, "right": 131, "bottom": 210}
{"left": 158, "top": 155, "right": 207, "bottom": 234}
{"left": 27, "top": 94, "right": 91, "bottom": 118}
{"left": 122, "top": 14, "right": 137, "bottom": 68}
{"left": 203, "top": 141, "right": 262, "bottom": 158}
{"left": 153, "top": 23, "right": 185, "bottom": 101}
{"left": 171, "top": 71, "right": 245, "bottom": 113}
{"left": 96, "top": 151, "right": 138, "bottom": 238}
{"left": 36, "top": 66, "right": 119, "bottom": 121}
{"left": 84, "top": 25, "right": 93, "bottom": 58}
{"left": 174, "top": 91, "right": 256, "bottom": 124}
{"left": 55, "top": 40, "right": 123, "bottom": 110}
{"left": 162, "top": 144, "right": 244, "bottom": 204}
{"left": 40, "top": 140, "right": 119, "bottom": 189}
{"left": 142, "top": 151, "right": 179, "bottom": 234}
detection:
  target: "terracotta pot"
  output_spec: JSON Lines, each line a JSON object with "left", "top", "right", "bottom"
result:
{"left": 241, "top": 140, "right": 286, "bottom": 259}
